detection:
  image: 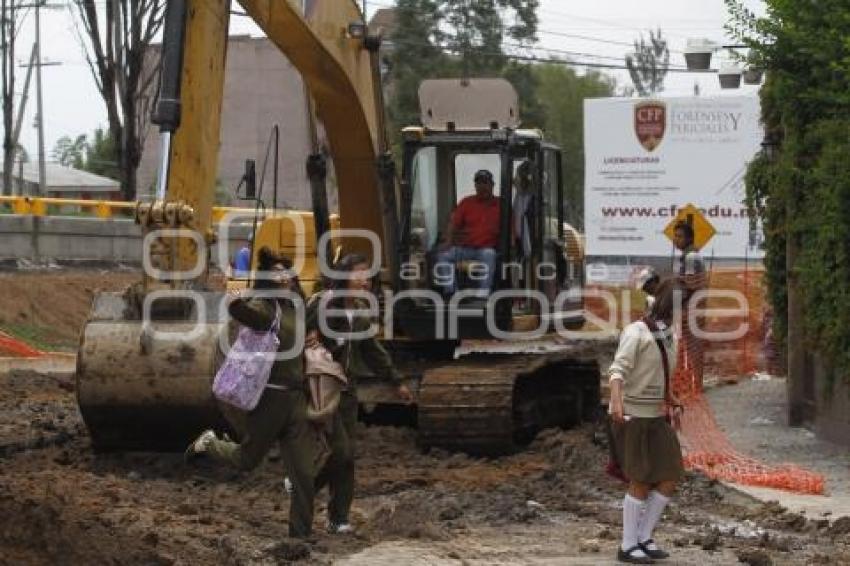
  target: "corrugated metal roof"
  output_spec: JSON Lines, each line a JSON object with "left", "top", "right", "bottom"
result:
{"left": 15, "top": 162, "right": 120, "bottom": 191}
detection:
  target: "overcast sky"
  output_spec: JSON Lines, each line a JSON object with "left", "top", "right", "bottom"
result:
{"left": 13, "top": 0, "right": 766, "bottom": 162}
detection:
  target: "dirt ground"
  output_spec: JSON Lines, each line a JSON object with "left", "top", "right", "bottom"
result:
{"left": 1, "top": 270, "right": 849, "bottom": 564}
{"left": 1, "top": 366, "right": 849, "bottom": 565}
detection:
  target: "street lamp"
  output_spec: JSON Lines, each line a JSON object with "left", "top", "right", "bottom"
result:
{"left": 684, "top": 38, "right": 717, "bottom": 71}
{"left": 684, "top": 38, "right": 759, "bottom": 88}
{"left": 347, "top": 20, "right": 367, "bottom": 39}
{"left": 718, "top": 60, "right": 743, "bottom": 89}
{"left": 761, "top": 130, "right": 781, "bottom": 162}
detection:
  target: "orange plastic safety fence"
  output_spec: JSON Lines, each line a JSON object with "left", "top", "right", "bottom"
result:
{"left": 672, "top": 266, "right": 824, "bottom": 495}
{"left": 678, "top": 396, "right": 824, "bottom": 494}
{"left": 0, "top": 330, "right": 43, "bottom": 358}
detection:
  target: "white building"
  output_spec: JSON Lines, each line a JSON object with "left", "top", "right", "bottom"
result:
{"left": 13, "top": 162, "right": 121, "bottom": 200}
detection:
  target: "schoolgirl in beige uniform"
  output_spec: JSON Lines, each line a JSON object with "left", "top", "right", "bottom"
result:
{"left": 609, "top": 278, "right": 684, "bottom": 564}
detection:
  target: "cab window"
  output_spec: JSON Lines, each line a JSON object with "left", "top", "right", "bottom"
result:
{"left": 453, "top": 153, "right": 500, "bottom": 203}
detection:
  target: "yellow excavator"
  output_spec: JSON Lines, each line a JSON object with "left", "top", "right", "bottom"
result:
{"left": 76, "top": 0, "right": 613, "bottom": 455}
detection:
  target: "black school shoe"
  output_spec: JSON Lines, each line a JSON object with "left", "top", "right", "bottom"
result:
{"left": 639, "top": 539, "right": 670, "bottom": 559}
{"left": 617, "top": 545, "right": 655, "bottom": 564}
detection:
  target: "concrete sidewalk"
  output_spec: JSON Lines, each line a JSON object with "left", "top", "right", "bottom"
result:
{"left": 707, "top": 376, "right": 850, "bottom": 519}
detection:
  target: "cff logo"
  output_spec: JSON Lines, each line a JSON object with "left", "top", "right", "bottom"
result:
{"left": 634, "top": 100, "right": 666, "bottom": 152}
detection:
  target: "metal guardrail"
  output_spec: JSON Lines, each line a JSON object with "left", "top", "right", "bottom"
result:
{"left": 0, "top": 196, "right": 285, "bottom": 223}
{"left": 0, "top": 195, "right": 135, "bottom": 218}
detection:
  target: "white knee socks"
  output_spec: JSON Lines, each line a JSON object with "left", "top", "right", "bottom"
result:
{"left": 638, "top": 490, "right": 670, "bottom": 544}
{"left": 621, "top": 494, "right": 647, "bottom": 552}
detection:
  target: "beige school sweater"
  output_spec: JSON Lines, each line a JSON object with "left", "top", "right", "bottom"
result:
{"left": 608, "top": 320, "right": 678, "bottom": 418}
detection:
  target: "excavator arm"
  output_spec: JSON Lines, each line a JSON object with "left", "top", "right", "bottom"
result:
{"left": 76, "top": 0, "right": 397, "bottom": 450}
{"left": 238, "top": 0, "right": 390, "bottom": 260}
{"left": 140, "top": 0, "right": 390, "bottom": 274}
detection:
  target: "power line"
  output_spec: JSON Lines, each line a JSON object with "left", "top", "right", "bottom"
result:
{"left": 503, "top": 41, "right": 688, "bottom": 68}
{"left": 368, "top": 2, "right": 692, "bottom": 67}
{"left": 537, "top": 7, "right": 718, "bottom": 33}
{"left": 502, "top": 52, "right": 712, "bottom": 73}
{"left": 388, "top": 36, "right": 709, "bottom": 73}
{"left": 368, "top": 0, "right": 684, "bottom": 52}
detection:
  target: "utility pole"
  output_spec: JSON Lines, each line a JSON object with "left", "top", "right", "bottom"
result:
{"left": 34, "top": 0, "right": 44, "bottom": 195}
{"left": 11, "top": 44, "right": 35, "bottom": 196}
{"left": 16, "top": 1, "right": 59, "bottom": 196}
{"left": 13, "top": 44, "right": 35, "bottom": 154}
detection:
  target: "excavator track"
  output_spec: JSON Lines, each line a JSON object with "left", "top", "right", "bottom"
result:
{"left": 418, "top": 359, "right": 519, "bottom": 454}
{"left": 417, "top": 340, "right": 614, "bottom": 455}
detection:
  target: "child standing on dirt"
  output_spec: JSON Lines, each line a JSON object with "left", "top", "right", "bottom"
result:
{"left": 305, "top": 253, "right": 413, "bottom": 534}
{"left": 608, "top": 278, "right": 684, "bottom": 564}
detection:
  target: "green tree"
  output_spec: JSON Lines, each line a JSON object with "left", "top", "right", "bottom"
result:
{"left": 533, "top": 63, "right": 615, "bottom": 227}
{"left": 388, "top": 0, "right": 449, "bottom": 136}
{"left": 625, "top": 29, "right": 669, "bottom": 96}
{"left": 388, "top": 0, "right": 542, "bottom": 136}
{"left": 502, "top": 61, "right": 545, "bottom": 128}
{"left": 51, "top": 127, "right": 120, "bottom": 180}
{"left": 441, "top": 0, "right": 538, "bottom": 75}
{"left": 728, "top": 0, "right": 850, "bottom": 386}
{"left": 84, "top": 127, "right": 120, "bottom": 181}
{"left": 52, "top": 134, "right": 88, "bottom": 169}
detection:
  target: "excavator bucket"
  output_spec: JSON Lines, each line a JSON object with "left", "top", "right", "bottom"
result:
{"left": 76, "top": 291, "right": 230, "bottom": 451}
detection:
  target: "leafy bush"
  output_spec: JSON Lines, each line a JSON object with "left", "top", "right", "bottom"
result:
{"left": 728, "top": 0, "right": 850, "bottom": 389}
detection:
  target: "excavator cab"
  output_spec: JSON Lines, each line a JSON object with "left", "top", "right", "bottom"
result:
{"left": 392, "top": 79, "right": 584, "bottom": 340}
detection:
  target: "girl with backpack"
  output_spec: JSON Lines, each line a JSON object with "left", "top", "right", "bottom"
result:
{"left": 186, "top": 247, "right": 318, "bottom": 540}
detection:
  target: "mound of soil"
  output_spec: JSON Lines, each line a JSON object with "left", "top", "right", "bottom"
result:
{"left": 0, "top": 270, "right": 140, "bottom": 351}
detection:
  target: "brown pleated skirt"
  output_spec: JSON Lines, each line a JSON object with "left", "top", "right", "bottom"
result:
{"left": 612, "top": 416, "right": 684, "bottom": 484}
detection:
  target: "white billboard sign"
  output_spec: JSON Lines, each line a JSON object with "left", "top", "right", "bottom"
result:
{"left": 584, "top": 95, "right": 764, "bottom": 258}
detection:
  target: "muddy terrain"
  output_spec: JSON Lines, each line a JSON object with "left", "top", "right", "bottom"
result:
{"left": 1, "top": 367, "right": 848, "bottom": 565}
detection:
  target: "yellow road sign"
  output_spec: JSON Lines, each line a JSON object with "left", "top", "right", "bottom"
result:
{"left": 663, "top": 203, "right": 716, "bottom": 250}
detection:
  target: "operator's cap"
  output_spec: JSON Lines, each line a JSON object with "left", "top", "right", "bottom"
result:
{"left": 474, "top": 169, "right": 494, "bottom": 184}
{"left": 635, "top": 266, "right": 659, "bottom": 291}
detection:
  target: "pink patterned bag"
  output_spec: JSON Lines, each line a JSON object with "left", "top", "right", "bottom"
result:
{"left": 212, "top": 302, "right": 281, "bottom": 411}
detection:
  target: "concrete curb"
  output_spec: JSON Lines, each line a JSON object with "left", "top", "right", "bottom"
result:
{"left": 0, "top": 353, "right": 76, "bottom": 376}
{"left": 723, "top": 481, "right": 850, "bottom": 519}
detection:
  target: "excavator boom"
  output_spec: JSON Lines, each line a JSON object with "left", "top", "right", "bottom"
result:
{"left": 77, "top": 0, "right": 393, "bottom": 450}
{"left": 239, "top": 0, "right": 390, "bottom": 258}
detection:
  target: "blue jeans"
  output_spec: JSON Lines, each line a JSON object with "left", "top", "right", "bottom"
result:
{"left": 435, "top": 246, "right": 497, "bottom": 295}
